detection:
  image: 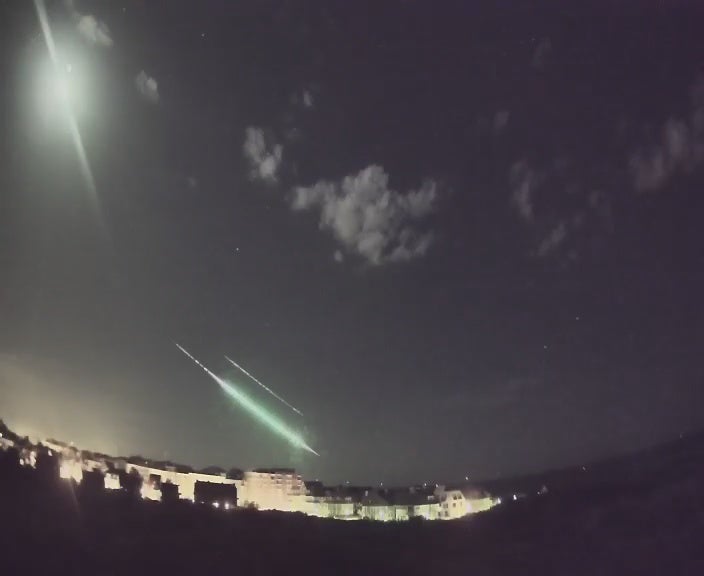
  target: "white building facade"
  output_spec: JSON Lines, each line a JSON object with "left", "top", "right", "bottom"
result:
{"left": 239, "top": 468, "right": 306, "bottom": 512}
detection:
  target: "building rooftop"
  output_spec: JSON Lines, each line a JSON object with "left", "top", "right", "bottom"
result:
{"left": 251, "top": 467, "right": 297, "bottom": 475}
{"left": 199, "top": 466, "right": 226, "bottom": 476}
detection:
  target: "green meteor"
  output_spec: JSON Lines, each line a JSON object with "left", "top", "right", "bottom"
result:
{"left": 175, "top": 343, "right": 319, "bottom": 456}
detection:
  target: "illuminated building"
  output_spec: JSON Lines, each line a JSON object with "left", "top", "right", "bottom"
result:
{"left": 302, "top": 484, "right": 357, "bottom": 519}
{"left": 435, "top": 486, "right": 497, "bottom": 519}
{"left": 140, "top": 481, "right": 162, "bottom": 501}
{"left": 194, "top": 480, "right": 237, "bottom": 509}
{"left": 411, "top": 498, "right": 441, "bottom": 520}
{"left": 18, "top": 448, "right": 37, "bottom": 468}
{"left": 301, "top": 485, "right": 444, "bottom": 521}
{"left": 359, "top": 488, "right": 443, "bottom": 521}
{"left": 124, "top": 462, "right": 240, "bottom": 503}
{"left": 0, "top": 422, "right": 499, "bottom": 522}
{"left": 401, "top": 485, "right": 442, "bottom": 520}
{"left": 239, "top": 468, "right": 306, "bottom": 511}
{"left": 82, "top": 456, "right": 109, "bottom": 475}
{"left": 104, "top": 473, "right": 121, "bottom": 490}
{"left": 43, "top": 439, "right": 78, "bottom": 459}
{"left": 360, "top": 489, "right": 393, "bottom": 521}
{"left": 436, "top": 487, "right": 466, "bottom": 520}
{"left": 59, "top": 459, "right": 84, "bottom": 483}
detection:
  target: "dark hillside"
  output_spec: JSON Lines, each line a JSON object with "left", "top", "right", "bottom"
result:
{"left": 1, "top": 431, "right": 703, "bottom": 575}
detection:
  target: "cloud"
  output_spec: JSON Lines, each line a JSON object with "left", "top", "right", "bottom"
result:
{"left": 135, "top": 71, "right": 159, "bottom": 103}
{"left": 509, "top": 161, "right": 540, "bottom": 223}
{"left": 628, "top": 119, "right": 704, "bottom": 192}
{"left": 76, "top": 14, "right": 113, "bottom": 47}
{"left": 629, "top": 119, "right": 694, "bottom": 192}
{"left": 629, "top": 148, "right": 668, "bottom": 192}
{"left": 243, "top": 127, "right": 283, "bottom": 185}
{"left": 494, "top": 109, "right": 510, "bottom": 134}
{"left": 536, "top": 221, "right": 567, "bottom": 257}
{"left": 629, "top": 81, "right": 704, "bottom": 193}
{"left": 291, "top": 88, "right": 316, "bottom": 110}
{"left": 290, "top": 165, "right": 437, "bottom": 265}
{"left": 333, "top": 250, "right": 344, "bottom": 263}
{"left": 508, "top": 158, "right": 615, "bottom": 260}
{"left": 65, "top": 1, "right": 113, "bottom": 48}
{"left": 302, "top": 90, "right": 314, "bottom": 109}
{"left": 531, "top": 37, "right": 552, "bottom": 69}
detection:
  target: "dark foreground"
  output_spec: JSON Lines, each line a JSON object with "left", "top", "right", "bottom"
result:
{"left": 1, "top": 438, "right": 703, "bottom": 576}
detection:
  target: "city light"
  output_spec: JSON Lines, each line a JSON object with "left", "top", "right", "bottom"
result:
{"left": 59, "top": 460, "right": 83, "bottom": 483}
{"left": 140, "top": 483, "right": 161, "bottom": 501}
{"left": 104, "top": 474, "right": 121, "bottom": 491}
{"left": 0, "top": 423, "right": 500, "bottom": 523}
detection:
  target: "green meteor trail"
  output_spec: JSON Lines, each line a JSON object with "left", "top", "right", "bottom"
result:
{"left": 175, "top": 343, "right": 319, "bottom": 456}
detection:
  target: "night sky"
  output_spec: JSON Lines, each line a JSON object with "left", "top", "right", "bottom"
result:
{"left": 1, "top": 0, "right": 703, "bottom": 486}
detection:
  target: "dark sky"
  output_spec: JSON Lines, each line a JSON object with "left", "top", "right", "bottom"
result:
{"left": 1, "top": 0, "right": 703, "bottom": 486}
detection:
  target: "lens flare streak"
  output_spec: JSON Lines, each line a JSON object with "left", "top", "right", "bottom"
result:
{"left": 225, "top": 356, "right": 304, "bottom": 416}
{"left": 175, "top": 343, "right": 319, "bottom": 456}
{"left": 33, "top": 0, "right": 98, "bottom": 199}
